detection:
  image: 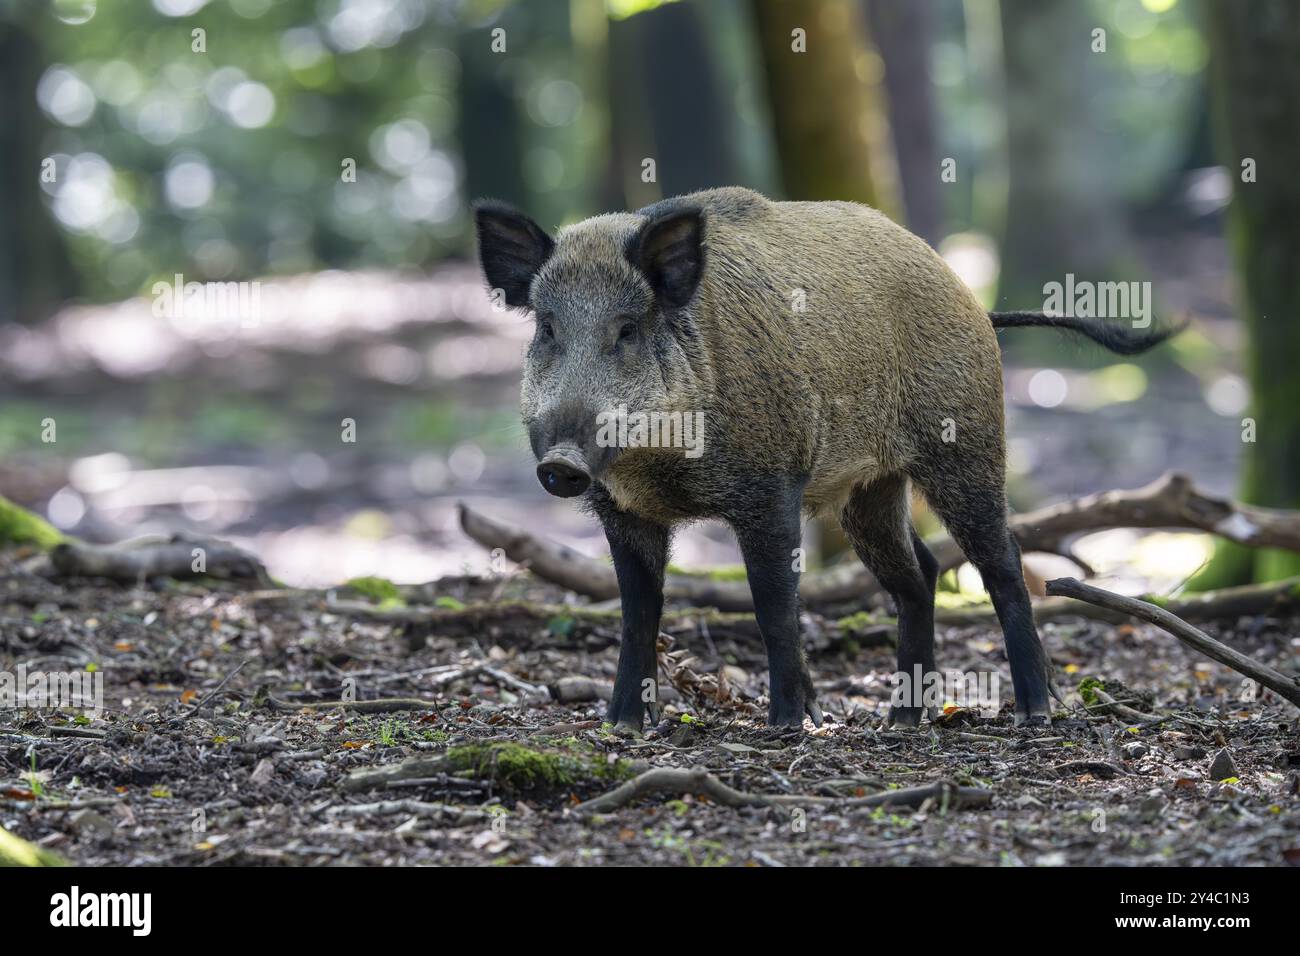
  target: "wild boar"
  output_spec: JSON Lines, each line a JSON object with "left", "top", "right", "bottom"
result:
{"left": 474, "top": 186, "right": 1176, "bottom": 732}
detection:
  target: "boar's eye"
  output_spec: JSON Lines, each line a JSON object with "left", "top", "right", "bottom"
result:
{"left": 538, "top": 315, "right": 555, "bottom": 340}
{"left": 617, "top": 320, "right": 638, "bottom": 344}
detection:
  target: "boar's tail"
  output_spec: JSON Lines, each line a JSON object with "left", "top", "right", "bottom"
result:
{"left": 988, "top": 311, "right": 1185, "bottom": 356}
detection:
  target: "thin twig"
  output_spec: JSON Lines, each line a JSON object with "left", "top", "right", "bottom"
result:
{"left": 187, "top": 659, "right": 251, "bottom": 716}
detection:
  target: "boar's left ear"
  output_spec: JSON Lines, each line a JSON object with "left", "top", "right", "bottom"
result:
{"left": 473, "top": 199, "right": 554, "bottom": 309}
{"left": 628, "top": 206, "right": 704, "bottom": 309}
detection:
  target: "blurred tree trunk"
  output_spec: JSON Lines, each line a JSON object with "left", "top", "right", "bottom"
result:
{"left": 996, "top": 0, "right": 1130, "bottom": 308}
{"left": 456, "top": 25, "right": 527, "bottom": 210}
{"left": 569, "top": 0, "right": 622, "bottom": 214}
{"left": 749, "top": 0, "right": 899, "bottom": 215}
{"left": 1193, "top": 0, "right": 1300, "bottom": 587}
{"left": 0, "top": 10, "right": 73, "bottom": 323}
{"left": 607, "top": 1, "right": 741, "bottom": 210}
{"left": 864, "top": 0, "right": 941, "bottom": 244}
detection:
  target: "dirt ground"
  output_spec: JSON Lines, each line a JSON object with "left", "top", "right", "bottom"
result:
{"left": 2, "top": 551, "right": 1297, "bottom": 867}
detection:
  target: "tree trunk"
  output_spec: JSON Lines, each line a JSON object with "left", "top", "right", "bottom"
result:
{"left": 607, "top": 0, "right": 742, "bottom": 210}
{"left": 1194, "top": 0, "right": 1300, "bottom": 586}
{"left": 749, "top": 0, "right": 898, "bottom": 214}
{"left": 996, "top": 0, "right": 1132, "bottom": 308}
{"left": 456, "top": 23, "right": 528, "bottom": 211}
{"left": 0, "top": 11, "right": 74, "bottom": 323}
{"left": 864, "top": 0, "right": 942, "bottom": 244}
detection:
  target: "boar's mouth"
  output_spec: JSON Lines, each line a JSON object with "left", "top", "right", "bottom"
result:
{"left": 535, "top": 445, "right": 592, "bottom": 498}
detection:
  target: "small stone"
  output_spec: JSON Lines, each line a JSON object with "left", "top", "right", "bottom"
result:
{"left": 298, "top": 769, "right": 326, "bottom": 788}
{"left": 722, "top": 665, "right": 750, "bottom": 686}
{"left": 1209, "top": 747, "right": 1237, "bottom": 781}
{"left": 69, "top": 808, "right": 114, "bottom": 838}
{"left": 1122, "top": 742, "right": 1149, "bottom": 760}
{"left": 1139, "top": 790, "right": 1167, "bottom": 819}
{"left": 250, "top": 757, "right": 276, "bottom": 785}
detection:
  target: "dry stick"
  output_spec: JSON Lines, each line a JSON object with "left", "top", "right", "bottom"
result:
{"left": 187, "top": 658, "right": 251, "bottom": 716}
{"left": 572, "top": 767, "right": 992, "bottom": 815}
{"left": 266, "top": 694, "right": 440, "bottom": 714}
{"left": 1088, "top": 688, "right": 1162, "bottom": 726}
{"left": 460, "top": 474, "right": 1300, "bottom": 611}
{"left": 1045, "top": 577, "right": 1300, "bottom": 710}
{"left": 326, "top": 800, "right": 490, "bottom": 822}
{"left": 48, "top": 726, "right": 107, "bottom": 739}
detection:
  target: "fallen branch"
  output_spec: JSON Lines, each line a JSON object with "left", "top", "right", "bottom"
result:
{"left": 458, "top": 505, "right": 620, "bottom": 601}
{"left": 572, "top": 767, "right": 992, "bottom": 815}
{"left": 1046, "top": 577, "right": 1300, "bottom": 709}
{"left": 342, "top": 757, "right": 447, "bottom": 793}
{"left": 47, "top": 533, "right": 270, "bottom": 585}
{"left": 326, "top": 800, "right": 490, "bottom": 823}
{"left": 267, "top": 694, "right": 441, "bottom": 714}
{"left": 461, "top": 473, "right": 1300, "bottom": 611}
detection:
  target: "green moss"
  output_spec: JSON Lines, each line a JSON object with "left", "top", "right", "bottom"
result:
{"left": 0, "top": 825, "right": 67, "bottom": 867}
{"left": 0, "top": 495, "right": 65, "bottom": 551}
{"left": 344, "top": 576, "right": 405, "bottom": 607}
{"left": 836, "top": 611, "right": 879, "bottom": 631}
{"left": 443, "top": 741, "right": 635, "bottom": 792}
{"left": 666, "top": 563, "right": 748, "bottom": 582}
{"left": 1078, "top": 676, "right": 1105, "bottom": 707}
{"left": 434, "top": 595, "right": 465, "bottom": 611}
{"left": 546, "top": 615, "right": 576, "bottom": 637}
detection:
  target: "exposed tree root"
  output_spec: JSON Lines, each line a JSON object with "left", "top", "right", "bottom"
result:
{"left": 572, "top": 767, "right": 992, "bottom": 815}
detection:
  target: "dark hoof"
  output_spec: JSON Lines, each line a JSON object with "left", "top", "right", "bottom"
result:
{"left": 767, "top": 699, "right": 822, "bottom": 729}
{"left": 605, "top": 692, "right": 659, "bottom": 733}
{"left": 806, "top": 700, "right": 824, "bottom": 728}
{"left": 767, "top": 708, "right": 807, "bottom": 729}
{"left": 611, "top": 720, "right": 643, "bottom": 738}
{"left": 888, "top": 706, "right": 923, "bottom": 729}
{"left": 1014, "top": 687, "right": 1053, "bottom": 727}
{"left": 1014, "top": 711, "right": 1052, "bottom": 729}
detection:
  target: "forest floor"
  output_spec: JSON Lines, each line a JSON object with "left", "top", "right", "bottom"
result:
{"left": 2, "top": 552, "right": 1297, "bottom": 867}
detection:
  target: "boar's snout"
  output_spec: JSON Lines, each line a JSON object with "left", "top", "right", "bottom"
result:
{"left": 536, "top": 446, "right": 591, "bottom": 498}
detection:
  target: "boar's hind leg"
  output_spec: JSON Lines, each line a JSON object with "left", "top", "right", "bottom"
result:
{"left": 592, "top": 490, "right": 670, "bottom": 731}
{"left": 911, "top": 466, "right": 1053, "bottom": 725}
{"left": 840, "top": 475, "right": 938, "bottom": 728}
{"left": 728, "top": 475, "right": 823, "bottom": 729}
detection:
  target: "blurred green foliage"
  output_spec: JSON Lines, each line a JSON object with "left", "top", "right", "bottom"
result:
{"left": 31, "top": 0, "right": 1211, "bottom": 304}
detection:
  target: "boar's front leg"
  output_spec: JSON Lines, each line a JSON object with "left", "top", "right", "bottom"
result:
{"left": 729, "top": 476, "right": 824, "bottom": 729}
{"left": 592, "top": 488, "right": 670, "bottom": 731}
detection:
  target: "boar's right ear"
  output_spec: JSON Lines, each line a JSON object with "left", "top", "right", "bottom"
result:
{"left": 473, "top": 200, "right": 554, "bottom": 309}
{"left": 628, "top": 206, "right": 704, "bottom": 309}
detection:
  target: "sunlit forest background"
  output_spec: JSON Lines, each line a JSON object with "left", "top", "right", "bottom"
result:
{"left": 1, "top": 0, "right": 1296, "bottom": 593}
